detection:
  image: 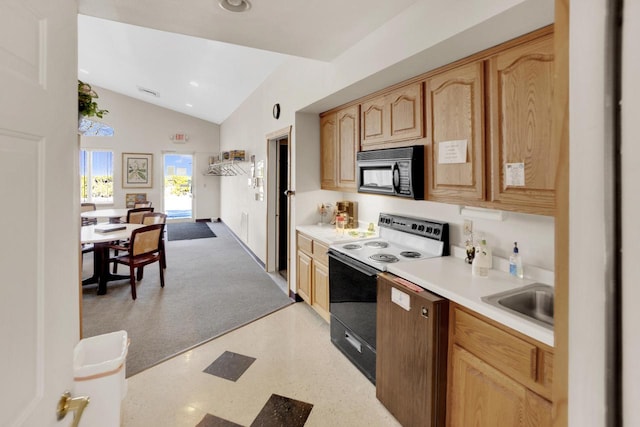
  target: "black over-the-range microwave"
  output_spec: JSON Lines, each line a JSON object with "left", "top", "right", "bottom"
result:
{"left": 356, "top": 145, "right": 424, "bottom": 199}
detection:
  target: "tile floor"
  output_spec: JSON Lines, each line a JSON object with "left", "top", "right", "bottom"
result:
{"left": 121, "top": 303, "right": 401, "bottom": 427}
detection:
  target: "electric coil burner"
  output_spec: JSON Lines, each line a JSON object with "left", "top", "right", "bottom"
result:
{"left": 400, "top": 251, "right": 422, "bottom": 258}
{"left": 365, "top": 241, "right": 388, "bottom": 249}
{"left": 370, "top": 253, "right": 399, "bottom": 263}
{"left": 342, "top": 243, "right": 362, "bottom": 250}
{"left": 327, "top": 213, "right": 449, "bottom": 384}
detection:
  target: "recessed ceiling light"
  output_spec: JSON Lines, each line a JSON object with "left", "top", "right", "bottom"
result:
{"left": 79, "top": 69, "right": 89, "bottom": 74}
{"left": 189, "top": 81, "right": 199, "bottom": 87}
{"left": 218, "top": 0, "right": 251, "bottom": 13}
{"left": 186, "top": 103, "right": 193, "bottom": 107}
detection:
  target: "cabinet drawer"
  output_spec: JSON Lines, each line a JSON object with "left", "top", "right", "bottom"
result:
{"left": 313, "top": 241, "right": 329, "bottom": 265}
{"left": 453, "top": 307, "right": 537, "bottom": 386}
{"left": 297, "top": 233, "right": 313, "bottom": 255}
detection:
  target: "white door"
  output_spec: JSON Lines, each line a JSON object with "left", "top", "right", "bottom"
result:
{"left": 163, "top": 152, "right": 194, "bottom": 222}
{"left": 0, "top": 1, "right": 81, "bottom": 426}
{"left": 622, "top": 2, "right": 640, "bottom": 425}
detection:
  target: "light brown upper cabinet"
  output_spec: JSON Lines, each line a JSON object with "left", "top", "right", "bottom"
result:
{"left": 487, "top": 33, "right": 556, "bottom": 215}
{"left": 320, "top": 112, "right": 337, "bottom": 189}
{"left": 320, "top": 105, "right": 359, "bottom": 191}
{"left": 426, "top": 61, "right": 485, "bottom": 203}
{"left": 361, "top": 82, "right": 424, "bottom": 150}
{"left": 319, "top": 27, "right": 555, "bottom": 216}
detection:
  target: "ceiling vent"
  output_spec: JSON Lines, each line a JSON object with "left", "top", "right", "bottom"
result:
{"left": 137, "top": 86, "right": 160, "bottom": 97}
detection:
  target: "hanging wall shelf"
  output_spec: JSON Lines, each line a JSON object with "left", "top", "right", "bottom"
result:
{"left": 204, "top": 160, "right": 247, "bottom": 176}
{"left": 204, "top": 150, "right": 247, "bottom": 176}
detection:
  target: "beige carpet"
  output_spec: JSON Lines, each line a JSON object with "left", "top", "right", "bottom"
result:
{"left": 81, "top": 221, "right": 292, "bottom": 377}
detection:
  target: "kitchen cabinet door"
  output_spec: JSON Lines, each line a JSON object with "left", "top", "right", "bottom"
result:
{"left": 426, "top": 61, "right": 485, "bottom": 203}
{"left": 388, "top": 82, "right": 423, "bottom": 142}
{"left": 361, "top": 95, "right": 386, "bottom": 147}
{"left": 296, "top": 250, "right": 312, "bottom": 304}
{"left": 320, "top": 112, "right": 337, "bottom": 190}
{"left": 525, "top": 389, "right": 553, "bottom": 427}
{"left": 311, "top": 261, "right": 329, "bottom": 322}
{"left": 487, "top": 34, "right": 556, "bottom": 215}
{"left": 336, "top": 105, "right": 359, "bottom": 190}
{"left": 448, "top": 345, "right": 527, "bottom": 427}
{"left": 361, "top": 82, "right": 423, "bottom": 150}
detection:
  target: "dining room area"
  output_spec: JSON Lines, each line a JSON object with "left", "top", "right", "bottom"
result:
{"left": 79, "top": 202, "right": 292, "bottom": 377}
{"left": 80, "top": 204, "right": 163, "bottom": 298}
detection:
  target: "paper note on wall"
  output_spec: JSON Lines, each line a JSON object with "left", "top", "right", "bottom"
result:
{"left": 391, "top": 287, "right": 411, "bottom": 311}
{"left": 505, "top": 162, "right": 525, "bottom": 186}
{"left": 438, "top": 140, "right": 468, "bottom": 164}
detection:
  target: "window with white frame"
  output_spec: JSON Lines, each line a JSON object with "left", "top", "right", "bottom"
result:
{"left": 80, "top": 150, "right": 114, "bottom": 203}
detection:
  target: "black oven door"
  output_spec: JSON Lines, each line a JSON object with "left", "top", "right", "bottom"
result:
{"left": 328, "top": 250, "right": 379, "bottom": 347}
{"left": 328, "top": 249, "right": 380, "bottom": 383}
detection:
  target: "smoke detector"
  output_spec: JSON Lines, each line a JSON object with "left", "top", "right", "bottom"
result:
{"left": 218, "top": 0, "right": 251, "bottom": 13}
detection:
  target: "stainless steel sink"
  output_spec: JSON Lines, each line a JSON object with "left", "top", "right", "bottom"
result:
{"left": 482, "top": 283, "right": 554, "bottom": 329}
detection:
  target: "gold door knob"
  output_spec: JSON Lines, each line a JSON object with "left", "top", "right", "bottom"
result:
{"left": 57, "top": 391, "right": 90, "bottom": 427}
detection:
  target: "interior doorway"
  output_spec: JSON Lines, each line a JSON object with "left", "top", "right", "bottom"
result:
{"left": 277, "top": 140, "right": 289, "bottom": 278}
{"left": 266, "top": 126, "right": 292, "bottom": 295}
{"left": 163, "top": 152, "right": 194, "bottom": 221}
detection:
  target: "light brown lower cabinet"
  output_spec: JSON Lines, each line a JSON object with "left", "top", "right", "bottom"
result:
{"left": 447, "top": 304, "right": 552, "bottom": 427}
{"left": 449, "top": 346, "right": 551, "bottom": 427}
{"left": 296, "top": 250, "right": 312, "bottom": 304}
{"left": 296, "top": 232, "right": 330, "bottom": 321}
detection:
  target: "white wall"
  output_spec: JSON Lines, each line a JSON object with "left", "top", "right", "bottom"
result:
{"left": 219, "top": 0, "right": 555, "bottom": 274}
{"left": 569, "top": 0, "right": 613, "bottom": 425}
{"left": 80, "top": 87, "right": 221, "bottom": 220}
{"left": 622, "top": 1, "right": 640, "bottom": 425}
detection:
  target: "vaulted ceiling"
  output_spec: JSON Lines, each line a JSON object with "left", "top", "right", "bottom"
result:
{"left": 78, "top": 0, "right": 419, "bottom": 124}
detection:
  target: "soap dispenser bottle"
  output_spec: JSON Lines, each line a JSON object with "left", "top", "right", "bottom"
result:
{"left": 472, "top": 237, "right": 491, "bottom": 277}
{"left": 509, "top": 242, "right": 524, "bottom": 279}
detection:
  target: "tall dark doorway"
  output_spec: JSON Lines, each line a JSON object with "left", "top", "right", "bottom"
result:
{"left": 277, "top": 139, "right": 289, "bottom": 278}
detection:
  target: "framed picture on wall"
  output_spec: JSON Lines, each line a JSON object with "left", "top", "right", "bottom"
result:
{"left": 122, "top": 153, "right": 152, "bottom": 188}
{"left": 125, "top": 193, "right": 147, "bottom": 208}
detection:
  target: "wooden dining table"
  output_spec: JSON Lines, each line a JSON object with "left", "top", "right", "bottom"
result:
{"left": 81, "top": 223, "right": 145, "bottom": 295}
{"left": 81, "top": 208, "right": 130, "bottom": 224}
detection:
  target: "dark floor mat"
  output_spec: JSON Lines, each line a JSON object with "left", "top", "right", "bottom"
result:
{"left": 167, "top": 222, "right": 216, "bottom": 241}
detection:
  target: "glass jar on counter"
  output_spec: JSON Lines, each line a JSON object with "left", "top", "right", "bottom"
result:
{"left": 335, "top": 214, "right": 346, "bottom": 235}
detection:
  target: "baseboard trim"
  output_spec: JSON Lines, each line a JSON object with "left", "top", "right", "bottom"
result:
{"left": 219, "top": 219, "right": 265, "bottom": 269}
{"left": 289, "top": 290, "right": 304, "bottom": 302}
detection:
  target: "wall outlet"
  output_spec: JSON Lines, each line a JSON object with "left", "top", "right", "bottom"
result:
{"left": 463, "top": 219, "right": 473, "bottom": 236}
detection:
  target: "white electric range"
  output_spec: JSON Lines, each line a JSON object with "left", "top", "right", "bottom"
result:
{"left": 327, "top": 213, "right": 449, "bottom": 384}
{"left": 328, "top": 212, "right": 449, "bottom": 271}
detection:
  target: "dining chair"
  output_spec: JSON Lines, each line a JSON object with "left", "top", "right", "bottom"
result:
{"left": 126, "top": 207, "right": 154, "bottom": 224}
{"left": 81, "top": 202, "right": 97, "bottom": 226}
{"left": 134, "top": 201, "right": 152, "bottom": 208}
{"left": 111, "top": 207, "right": 155, "bottom": 272}
{"left": 107, "top": 223, "right": 165, "bottom": 300}
{"left": 142, "top": 213, "right": 167, "bottom": 269}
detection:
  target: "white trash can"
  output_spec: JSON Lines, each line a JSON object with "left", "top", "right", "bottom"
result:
{"left": 73, "top": 330, "right": 129, "bottom": 427}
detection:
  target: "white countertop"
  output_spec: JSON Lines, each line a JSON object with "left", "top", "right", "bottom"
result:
{"left": 296, "top": 223, "right": 554, "bottom": 347}
{"left": 387, "top": 256, "right": 554, "bottom": 347}
{"left": 296, "top": 224, "right": 377, "bottom": 246}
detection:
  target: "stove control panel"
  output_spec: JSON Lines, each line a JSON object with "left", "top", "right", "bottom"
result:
{"left": 378, "top": 213, "right": 448, "bottom": 242}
